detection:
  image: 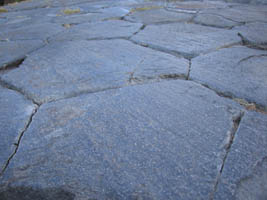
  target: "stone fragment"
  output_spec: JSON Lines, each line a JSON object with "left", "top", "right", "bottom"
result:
{"left": 0, "top": 39, "right": 188, "bottom": 103}
{"left": 131, "top": 23, "right": 240, "bottom": 58}
{"left": 50, "top": 20, "right": 142, "bottom": 41}
{"left": 0, "top": 86, "right": 37, "bottom": 172}
{"left": 214, "top": 111, "right": 267, "bottom": 200}
{"left": 0, "top": 40, "right": 44, "bottom": 70}
{"left": 190, "top": 46, "right": 267, "bottom": 107}
{"left": 0, "top": 80, "right": 242, "bottom": 200}
{"left": 125, "top": 8, "right": 193, "bottom": 24}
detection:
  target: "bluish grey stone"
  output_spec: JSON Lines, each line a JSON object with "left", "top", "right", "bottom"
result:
{"left": 234, "top": 22, "right": 267, "bottom": 49}
{"left": 0, "top": 22, "right": 65, "bottom": 41}
{"left": 52, "top": 7, "right": 130, "bottom": 25}
{"left": 0, "top": 86, "right": 37, "bottom": 172}
{"left": 124, "top": 8, "right": 193, "bottom": 25}
{"left": 193, "top": 13, "right": 242, "bottom": 28}
{"left": 131, "top": 22, "right": 240, "bottom": 58}
{"left": 0, "top": 39, "right": 188, "bottom": 104}
{"left": 0, "top": 40, "right": 44, "bottom": 70}
{"left": 0, "top": 80, "right": 243, "bottom": 200}
{"left": 50, "top": 20, "right": 142, "bottom": 41}
{"left": 190, "top": 46, "right": 267, "bottom": 107}
{"left": 202, "top": 7, "right": 267, "bottom": 23}
{"left": 214, "top": 111, "right": 267, "bottom": 200}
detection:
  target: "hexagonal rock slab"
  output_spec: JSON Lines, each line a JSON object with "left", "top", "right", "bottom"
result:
{"left": 0, "top": 80, "right": 243, "bottom": 200}
{"left": 0, "top": 39, "right": 188, "bottom": 104}
{"left": 52, "top": 7, "right": 130, "bottom": 25}
{"left": 0, "top": 40, "right": 44, "bottom": 70}
{"left": 190, "top": 46, "right": 267, "bottom": 107}
{"left": 0, "top": 86, "right": 37, "bottom": 172}
{"left": 193, "top": 13, "right": 242, "bottom": 28}
{"left": 50, "top": 20, "right": 143, "bottom": 41}
{"left": 131, "top": 23, "right": 240, "bottom": 58}
{"left": 234, "top": 22, "right": 267, "bottom": 49}
{"left": 214, "top": 111, "right": 267, "bottom": 200}
{"left": 0, "top": 22, "right": 65, "bottom": 41}
{"left": 124, "top": 8, "right": 193, "bottom": 25}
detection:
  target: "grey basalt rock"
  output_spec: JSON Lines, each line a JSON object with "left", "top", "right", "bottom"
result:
{"left": 124, "top": 8, "right": 193, "bottom": 25}
{"left": 193, "top": 13, "right": 242, "bottom": 28}
{"left": 0, "top": 22, "right": 65, "bottom": 41}
{"left": 190, "top": 46, "right": 267, "bottom": 107}
{"left": 0, "top": 80, "right": 243, "bottom": 200}
{"left": 0, "top": 86, "right": 37, "bottom": 172}
{"left": 50, "top": 20, "right": 143, "bottom": 41}
{"left": 52, "top": 7, "right": 130, "bottom": 25}
{"left": 214, "top": 111, "right": 267, "bottom": 200}
{"left": 0, "top": 40, "right": 44, "bottom": 70}
{"left": 131, "top": 22, "right": 240, "bottom": 58}
{"left": 0, "top": 39, "right": 188, "bottom": 104}
{"left": 234, "top": 22, "right": 267, "bottom": 49}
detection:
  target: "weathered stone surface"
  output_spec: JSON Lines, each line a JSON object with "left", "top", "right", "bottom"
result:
{"left": 234, "top": 22, "right": 267, "bottom": 49}
{"left": 0, "top": 80, "right": 242, "bottom": 200}
{"left": 0, "top": 86, "right": 37, "bottom": 172}
{"left": 202, "top": 7, "right": 267, "bottom": 23}
{"left": 52, "top": 7, "right": 130, "bottom": 25}
{"left": 214, "top": 111, "right": 267, "bottom": 200}
{"left": 0, "top": 22, "right": 65, "bottom": 41}
{"left": 0, "top": 40, "right": 44, "bottom": 70}
{"left": 125, "top": 8, "right": 193, "bottom": 25}
{"left": 50, "top": 20, "right": 142, "bottom": 41}
{"left": 190, "top": 46, "right": 267, "bottom": 107}
{"left": 131, "top": 23, "right": 240, "bottom": 58}
{"left": 0, "top": 39, "right": 188, "bottom": 103}
{"left": 193, "top": 13, "right": 242, "bottom": 28}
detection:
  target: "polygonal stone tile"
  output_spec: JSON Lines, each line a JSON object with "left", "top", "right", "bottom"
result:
{"left": 234, "top": 22, "right": 267, "bottom": 49}
{"left": 0, "top": 22, "right": 65, "bottom": 40}
{"left": 0, "top": 39, "right": 188, "bottom": 104}
{"left": 214, "top": 111, "right": 267, "bottom": 200}
{"left": 0, "top": 80, "right": 243, "bottom": 200}
{"left": 190, "top": 46, "right": 267, "bottom": 107}
{"left": 131, "top": 22, "right": 240, "bottom": 58}
{"left": 50, "top": 20, "right": 142, "bottom": 41}
{"left": 125, "top": 8, "right": 193, "bottom": 25}
{"left": 0, "top": 40, "right": 44, "bottom": 70}
{"left": 0, "top": 86, "right": 37, "bottom": 171}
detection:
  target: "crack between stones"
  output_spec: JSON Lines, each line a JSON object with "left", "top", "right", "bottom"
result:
{"left": 186, "top": 59, "right": 191, "bottom": 80}
{"left": 238, "top": 32, "right": 267, "bottom": 50}
{"left": 0, "top": 104, "right": 39, "bottom": 177}
{"left": 0, "top": 78, "right": 40, "bottom": 106}
{"left": 209, "top": 111, "right": 244, "bottom": 200}
{"left": 0, "top": 57, "right": 25, "bottom": 72}
{"left": 237, "top": 54, "right": 267, "bottom": 64}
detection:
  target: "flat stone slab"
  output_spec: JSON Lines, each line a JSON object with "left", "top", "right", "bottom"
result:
{"left": 50, "top": 20, "right": 142, "bottom": 41}
{"left": 0, "top": 39, "right": 188, "bottom": 103}
{"left": 0, "top": 22, "right": 65, "bottom": 41}
{"left": 52, "top": 7, "right": 130, "bottom": 25}
{"left": 214, "top": 111, "right": 267, "bottom": 200}
{"left": 131, "top": 23, "right": 240, "bottom": 58}
{"left": 0, "top": 40, "right": 44, "bottom": 70}
{"left": 201, "top": 7, "right": 267, "bottom": 23}
{"left": 193, "top": 13, "right": 242, "bottom": 28}
{"left": 0, "top": 80, "right": 243, "bottom": 200}
{"left": 0, "top": 86, "right": 36, "bottom": 172}
{"left": 234, "top": 22, "right": 267, "bottom": 49}
{"left": 190, "top": 46, "right": 267, "bottom": 107}
{"left": 124, "top": 8, "right": 193, "bottom": 25}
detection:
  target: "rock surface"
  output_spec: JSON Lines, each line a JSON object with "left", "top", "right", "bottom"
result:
{"left": 190, "top": 46, "right": 267, "bottom": 107}
{"left": 0, "top": 0, "right": 267, "bottom": 200}
{"left": 0, "top": 80, "right": 243, "bottom": 200}
{"left": 0, "top": 86, "right": 36, "bottom": 172}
